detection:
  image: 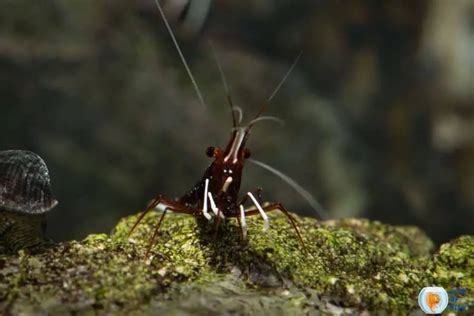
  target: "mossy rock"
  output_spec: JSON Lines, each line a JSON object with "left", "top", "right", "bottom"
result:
{"left": 0, "top": 211, "right": 472, "bottom": 315}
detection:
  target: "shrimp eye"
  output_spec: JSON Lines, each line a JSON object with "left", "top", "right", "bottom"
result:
{"left": 244, "top": 148, "right": 251, "bottom": 159}
{"left": 206, "top": 146, "right": 215, "bottom": 157}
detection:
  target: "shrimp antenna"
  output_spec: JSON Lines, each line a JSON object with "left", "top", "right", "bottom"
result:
{"left": 248, "top": 158, "right": 328, "bottom": 219}
{"left": 233, "top": 106, "right": 244, "bottom": 125}
{"left": 153, "top": 0, "right": 206, "bottom": 109}
{"left": 247, "top": 116, "right": 285, "bottom": 129}
{"left": 208, "top": 40, "right": 237, "bottom": 127}
{"left": 268, "top": 51, "right": 303, "bottom": 102}
{"left": 252, "top": 103, "right": 267, "bottom": 121}
{"left": 251, "top": 51, "right": 303, "bottom": 121}
{"left": 209, "top": 41, "right": 229, "bottom": 93}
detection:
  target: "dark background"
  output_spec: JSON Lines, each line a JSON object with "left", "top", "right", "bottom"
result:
{"left": 0, "top": 0, "right": 473, "bottom": 244}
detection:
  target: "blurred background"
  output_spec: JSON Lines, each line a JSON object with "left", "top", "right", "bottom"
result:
{"left": 0, "top": 0, "right": 473, "bottom": 244}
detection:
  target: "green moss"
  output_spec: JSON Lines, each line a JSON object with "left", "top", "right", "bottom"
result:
{"left": 430, "top": 235, "right": 473, "bottom": 289}
{"left": 0, "top": 211, "right": 472, "bottom": 315}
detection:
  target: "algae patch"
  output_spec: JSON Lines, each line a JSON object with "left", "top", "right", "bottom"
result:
{"left": 0, "top": 211, "right": 472, "bottom": 315}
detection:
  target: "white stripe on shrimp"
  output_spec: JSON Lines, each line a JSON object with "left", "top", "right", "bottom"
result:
{"left": 201, "top": 178, "right": 212, "bottom": 220}
{"left": 247, "top": 192, "right": 269, "bottom": 231}
{"left": 208, "top": 192, "right": 225, "bottom": 219}
{"left": 240, "top": 205, "right": 247, "bottom": 240}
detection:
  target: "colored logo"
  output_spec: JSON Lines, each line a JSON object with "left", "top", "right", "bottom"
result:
{"left": 418, "top": 287, "right": 449, "bottom": 314}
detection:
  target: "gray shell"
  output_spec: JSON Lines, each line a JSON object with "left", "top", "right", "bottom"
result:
{"left": 0, "top": 150, "right": 58, "bottom": 214}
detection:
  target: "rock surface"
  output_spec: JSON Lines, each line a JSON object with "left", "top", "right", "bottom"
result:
{"left": 0, "top": 211, "right": 472, "bottom": 315}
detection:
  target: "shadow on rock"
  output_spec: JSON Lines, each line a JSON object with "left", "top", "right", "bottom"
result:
{"left": 195, "top": 217, "right": 286, "bottom": 288}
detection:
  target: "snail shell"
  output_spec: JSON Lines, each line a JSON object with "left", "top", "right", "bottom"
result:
{"left": 0, "top": 150, "right": 58, "bottom": 214}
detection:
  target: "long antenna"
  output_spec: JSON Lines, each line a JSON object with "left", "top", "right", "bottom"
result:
{"left": 153, "top": 0, "right": 206, "bottom": 109}
{"left": 209, "top": 40, "right": 237, "bottom": 127}
{"left": 209, "top": 40, "right": 229, "bottom": 93}
{"left": 268, "top": 51, "right": 303, "bottom": 102}
{"left": 249, "top": 158, "right": 328, "bottom": 219}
